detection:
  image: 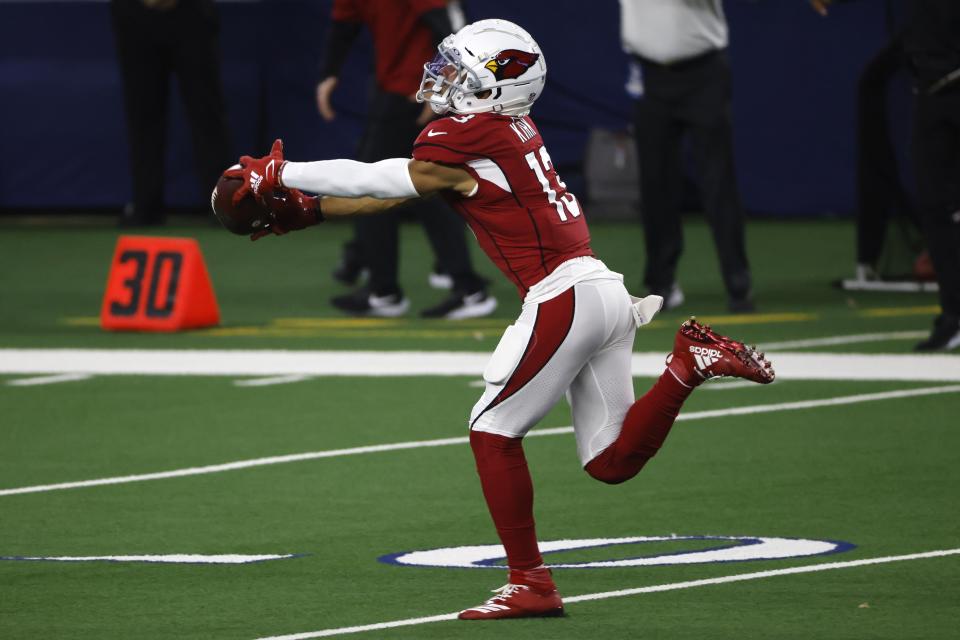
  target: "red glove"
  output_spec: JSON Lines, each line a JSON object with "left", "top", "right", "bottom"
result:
{"left": 224, "top": 138, "right": 286, "bottom": 206}
{"left": 250, "top": 188, "right": 324, "bottom": 241}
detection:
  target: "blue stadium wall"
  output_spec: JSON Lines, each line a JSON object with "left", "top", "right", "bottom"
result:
{"left": 0, "top": 0, "right": 909, "bottom": 216}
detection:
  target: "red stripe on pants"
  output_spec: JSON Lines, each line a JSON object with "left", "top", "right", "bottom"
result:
{"left": 472, "top": 288, "right": 576, "bottom": 429}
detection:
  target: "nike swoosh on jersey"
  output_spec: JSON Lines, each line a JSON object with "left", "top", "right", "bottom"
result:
{"left": 426, "top": 130, "right": 448, "bottom": 137}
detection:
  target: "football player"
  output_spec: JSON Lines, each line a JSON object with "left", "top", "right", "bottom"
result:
{"left": 225, "top": 19, "right": 774, "bottom": 620}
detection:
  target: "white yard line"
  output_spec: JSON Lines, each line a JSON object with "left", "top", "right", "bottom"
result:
{"left": 5, "top": 373, "right": 93, "bottom": 387}
{"left": 762, "top": 331, "right": 928, "bottom": 350}
{"left": 1, "top": 348, "right": 959, "bottom": 381}
{"left": 1, "top": 554, "right": 296, "bottom": 564}
{"left": 676, "top": 384, "right": 960, "bottom": 421}
{"left": 702, "top": 379, "right": 769, "bottom": 391}
{"left": 234, "top": 375, "right": 314, "bottom": 388}
{"left": 253, "top": 547, "right": 960, "bottom": 639}
{"left": 2, "top": 385, "right": 958, "bottom": 498}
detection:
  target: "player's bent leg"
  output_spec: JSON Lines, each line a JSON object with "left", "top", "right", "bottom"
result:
{"left": 585, "top": 318, "right": 775, "bottom": 484}
{"left": 584, "top": 370, "right": 694, "bottom": 484}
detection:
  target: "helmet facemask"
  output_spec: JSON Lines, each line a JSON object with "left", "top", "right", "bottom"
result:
{"left": 417, "top": 21, "right": 547, "bottom": 117}
{"left": 417, "top": 45, "right": 482, "bottom": 115}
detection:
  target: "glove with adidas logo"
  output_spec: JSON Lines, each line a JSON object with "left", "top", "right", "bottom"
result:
{"left": 224, "top": 138, "right": 287, "bottom": 206}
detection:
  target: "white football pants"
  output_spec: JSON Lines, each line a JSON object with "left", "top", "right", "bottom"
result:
{"left": 470, "top": 278, "right": 638, "bottom": 466}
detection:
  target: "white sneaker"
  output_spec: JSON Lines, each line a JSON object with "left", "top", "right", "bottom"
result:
{"left": 664, "top": 283, "right": 685, "bottom": 310}
{"left": 331, "top": 288, "right": 409, "bottom": 317}
{"left": 854, "top": 263, "right": 880, "bottom": 282}
{"left": 368, "top": 292, "right": 410, "bottom": 317}
{"left": 421, "top": 291, "right": 498, "bottom": 319}
{"left": 428, "top": 271, "right": 454, "bottom": 290}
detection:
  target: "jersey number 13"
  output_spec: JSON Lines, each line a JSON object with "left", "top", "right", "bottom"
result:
{"left": 525, "top": 146, "right": 582, "bottom": 222}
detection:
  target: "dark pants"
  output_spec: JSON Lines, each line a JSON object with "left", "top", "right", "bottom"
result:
{"left": 354, "top": 89, "right": 483, "bottom": 295}
{"left": 633, "top": 50, "right": 751, "bottom": 300}
{"left": 856, "top": 36, "right": 916, "bottom": 266}
{"left": 913, "top": 87, "right": 960, "bottom": 315}
{"left": 110, "top": 0, "right": 232, "bottom": 221}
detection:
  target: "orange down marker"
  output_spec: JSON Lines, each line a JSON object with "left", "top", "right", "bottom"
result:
{"left": 100, "top": 236, "right": 220, "bottom": 332}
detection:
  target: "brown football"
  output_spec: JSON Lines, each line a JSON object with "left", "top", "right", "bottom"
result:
{"left": 210, "top": 166, "right": 271, "bottom": 235}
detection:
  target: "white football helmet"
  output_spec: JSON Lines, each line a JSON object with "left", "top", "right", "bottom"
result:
{"left": 416, "top": 19, "right": 547, "bottom": 117}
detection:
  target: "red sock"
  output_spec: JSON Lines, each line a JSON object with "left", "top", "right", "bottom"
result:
{"left": 585, "top": 366, "right": 694, "bottom": 484}
{"left": 509, "top": 566, "right": 557, "bottom": 593}
{"left": 469, "top": 430, "right": 543, "bottom": 571}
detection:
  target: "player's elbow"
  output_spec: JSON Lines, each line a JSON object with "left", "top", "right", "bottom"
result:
{"left": 408, "top": 160, "right": 475, "bottom": 197}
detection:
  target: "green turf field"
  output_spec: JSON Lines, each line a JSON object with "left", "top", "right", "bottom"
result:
{"left": 1, "top": 218, "right": 958, "bottom": 639}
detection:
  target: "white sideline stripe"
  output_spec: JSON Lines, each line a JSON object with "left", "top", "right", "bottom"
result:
{"left": 2, "top": 554, "right": 295, "bottom": 564}
{"left": 234, "top": 375, "right": 314, "bottom": 387}
{"left": 702, "top": 379, "right": 767, "bottom": 391}
{"left": 5, "top": 373, "right": 92, "bottom": 387}
{"left": 253, "top": 548, "right": 960, "bottom": 639}
{"left": 1, "top": 349, "right": 959, "bottom": 381}
{"left": 762, "top": 331, "right": 928, "bottom": 350}
{"left": 677, "top": 384, "right": 960, "bottom": 421}
{"left": 2, "top": 385, "right": 958, "bottom": 498}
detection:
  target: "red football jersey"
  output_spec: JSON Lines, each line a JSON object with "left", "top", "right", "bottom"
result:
{"left": 412, "top": 112, "right": 594, "bottom": 297}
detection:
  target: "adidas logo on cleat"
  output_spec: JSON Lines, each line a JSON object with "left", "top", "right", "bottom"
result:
{"left": 689, "top": 345, "right": 722, "bottom": 370}
{"left": 669, "top": 318, "right": 775, "bottom": 385}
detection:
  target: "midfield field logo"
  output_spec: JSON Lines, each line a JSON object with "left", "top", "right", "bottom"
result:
{"left": 379, "top": 535, "right": 855, "bottom": 569}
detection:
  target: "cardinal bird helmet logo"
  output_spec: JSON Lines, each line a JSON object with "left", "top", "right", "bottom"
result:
{"left": 484, "top": 49, "right": 540, "bottom": 81}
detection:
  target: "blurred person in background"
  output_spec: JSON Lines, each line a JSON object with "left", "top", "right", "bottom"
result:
{"left": 110, "top": 0, "right": 233, "bottom": 226}
{"left": 814, "top": 0, "right": 960, "bottom": 350}
{"left": 903, "top": 0, "right": 960, "bottom": 350}
{"left": 850, "top": 25, "right": 918, "bottom": 284}
{"left": 620, "top": 0, "right": 755, "bottom": 313}
{"left": 316, "top": 0, "right": 497, "bottom": 319}
{"left": 828, "top": 0, "right": 927, "bottom": 286}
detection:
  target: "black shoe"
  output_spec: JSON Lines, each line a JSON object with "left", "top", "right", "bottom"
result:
{"left": 421, "top": 290, "right": 498, "bottom": 319}
{"left": 332, "top": 241, "right": 366, "bottom": 286}
{"left": 330, "top": 287, "right": 409, "bottom": 317}
{"left": 914, "top": 313, "right": 960, "bottom": 351}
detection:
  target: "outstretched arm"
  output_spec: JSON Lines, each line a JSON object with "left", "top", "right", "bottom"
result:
{"left": 311, "top": 160, "right": 477, "bottom": 216}
{"left": 278, "top": 158, "right": 476, "bottom": 200}
{"left": 225, "top": 139, "right": 477, "bottom": 239}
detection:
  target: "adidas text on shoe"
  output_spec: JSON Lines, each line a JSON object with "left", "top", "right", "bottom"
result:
{"left": 458, "top": 583, "right": 564, "bottom": 620}
{"left": 666, "top": 317, "right": 775, "bottom": 385}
